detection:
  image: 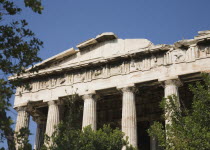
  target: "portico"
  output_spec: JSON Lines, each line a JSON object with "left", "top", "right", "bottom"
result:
{"left": 10, "top": 31, "right": 210, "bottom": 149}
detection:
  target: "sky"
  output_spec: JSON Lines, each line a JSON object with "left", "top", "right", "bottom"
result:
{"left": 3, "top": 0, "right": 210, "bottom": 149}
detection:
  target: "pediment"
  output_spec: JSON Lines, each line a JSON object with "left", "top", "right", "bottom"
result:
{"left": 32, "top": 33, "right": 153, "bottom": 73}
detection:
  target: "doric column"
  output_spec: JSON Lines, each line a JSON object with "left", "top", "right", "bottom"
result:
{"left": 15, "top": 106, "right": 30, "bottom": 149}
{"left": 120, "top": 86, "right": 137, "bottom": 148}
{"left": 34, "top": 122, "right": 46, "bottom": 150}
{"left": 45, "top": 101, "right": 60, "bottom": 137}
{"left": 82, "top": 93, "right": 97, "bottom": 130}
{"left": 164, "top": 79, "right": 182, "bottom": 125}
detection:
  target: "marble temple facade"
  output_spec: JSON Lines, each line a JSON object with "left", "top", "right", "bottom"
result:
{"left": 10, "top": 30, "right": 210, "bottom": 149}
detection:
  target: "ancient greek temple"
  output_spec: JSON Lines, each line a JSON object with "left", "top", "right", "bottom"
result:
{"left": 11, "top": 30, "right": 210, "bottom": 150}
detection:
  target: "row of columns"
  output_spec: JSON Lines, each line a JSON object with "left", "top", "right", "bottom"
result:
{"left": 15, "top": 78, "right": 182, "bottom": 149}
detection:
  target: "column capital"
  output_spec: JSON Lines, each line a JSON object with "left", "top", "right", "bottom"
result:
{"left": 117, "top": 84, "right": 136, "bottom": 93}
{"left": 15, "top": 106, "right": 27, "bottom": 112}
{"left": 159, "top": 77, "right": 183, "bottom": 87}
{"left": 164, "top": 78, "right": 183, "bottom": 87}
{"left": 82, "top": 93, "right": 94, "bottom": 100}
{"left": 121, "top": 86, "right": 136, "bottom": 93}
{"left": 48, "top": 100, "right": 58, "bottom": 106}
{"left": 80, "top": 91, "right": 99, "bottom": 101}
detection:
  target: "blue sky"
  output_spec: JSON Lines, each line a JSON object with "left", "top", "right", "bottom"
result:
{"left": 4, "top": 0, "right": 210, "bottom": 148}
{"left": 18, "top": 0, "right": 210, "bottom": 60}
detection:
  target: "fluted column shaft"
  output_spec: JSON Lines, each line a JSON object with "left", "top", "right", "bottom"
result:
{"left": 15, "top": 107, "right": 30, "bottom": 132}
{"left": 34, "top": 123, "right": 46, "bottom": 150}
{"left": 121, "top": 86, "right": 137, "bottom": 148}
{"left": 15, "top": 106, "right": 30, "bottom": 149}
{"left": 45, "top": 101, "right": 60, "bottom": 137}
{"left": 150, "top": 136, "right": 158, "bottom": 150}
{"left": 82, "top": 94, "right": 97, "bottom": 130}
{"left": 164, "top": 79, "right": 182, "bottom": 125}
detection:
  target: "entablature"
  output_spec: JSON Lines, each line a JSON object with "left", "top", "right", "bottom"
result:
{"left": 11, "top": 30, "right": 210, "bottom": 107}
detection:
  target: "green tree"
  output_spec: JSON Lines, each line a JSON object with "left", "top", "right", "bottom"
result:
{"left": 0, "top": 0, "right": 43, "bottom": 149}
{"left": 148, "top": 74, "right": 210, "bottom": 150}
{"left": 42, "top": 96, "right": 136, "bottom": 150}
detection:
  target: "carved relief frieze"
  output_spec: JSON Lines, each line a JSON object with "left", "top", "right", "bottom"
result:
{"left": 51, "top": 77, "right": 57, "bottom": 87}
{"left": 122, "top": 61, "right": 130, "bottom": 74}
{"left": 150, "top": 55, "right": 158, "bottom": 68}
{"left": 171, "top": 49, "right": 186, "bottom": 63}
{"left": 109, "top": 63, "right": 123, "bottom": 76}
{"left": 32, "top": 81, "right": 39, "bottom": 92}
{"left": 130, "top": 55, "right": 159, "bottom": 72}
{"left": 67, "top": 73, "right": 74, "bottom": 84}
{"left": 185, "top": 45, "right": 198, "bottom": 62}
{"left": 57, "top": 76, "right": 66, "bottom": 85}
{"left": 39, "top": 79, "right": 50, "bottom": 89}
{"left": 188, "top": 44, "right": 210, "bottom": 62}
{"left": 163, "top": 44, "right": 210, "bottom": 64}
{"left": 92, "top": 66, "right": 105, "bottom": 80}
{"left": 34, "top": 74, "right": 66, "bottom": 90}
{"left": 164, "top": 51, "right": 172, "bottom": 65}
{"left": 129, "top": 59, "right": 137, "bottom": 72}
{"left": 164, "top": 49, "right": 186, "bottom": 64}
{"left": 142, "top": 57, "right": 152, "bottom": 70}
{"left": 73, "top": 71, "right": 86, "bottom": 83}
{"left": 156, "top": 54, "right": 164, "bottom": 66}
{"left": 199, "top": 44, "right": 210, "bottom": 58}
{"left": 85, "top": 70, "right": 92, "bottom": 82}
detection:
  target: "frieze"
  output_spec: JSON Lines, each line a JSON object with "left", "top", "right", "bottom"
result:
{"left": 67, "top": 73, "right": 74, "bottom": 84}
{"left": 17, "top": 45, "right": 210, "bottom": 94}
{"left": 185, "top": 45, "right": 198, "bottom": 62}
{"left": 199, "top": 44, "right": 210, "bottom": 58}
{"left": 163, "top": 45, "right": 210, "bottom": 65}
{"left": 129, "top": 54, "right": 163, "bottom": 72}
{"left": 172, "top": 49, "right": 185, "bottom": 63}
{"left": 92, "top": 67, "right": 105, "bottom": 79}
{"left": 109, "top": 63, "right": 123, "bottom": 76}
{"left": 73, "top": 71, "right": 85, "bottom": 83}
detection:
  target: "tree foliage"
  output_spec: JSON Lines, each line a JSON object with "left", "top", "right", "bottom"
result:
{"left": 148, "top": 74, "right": 210, "bottom": 150}
{"left": 46, "top": 125, "right": 136, "bottom": 150}
{"left": 0, "top": 0, "right": 43, "bottom": 149}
